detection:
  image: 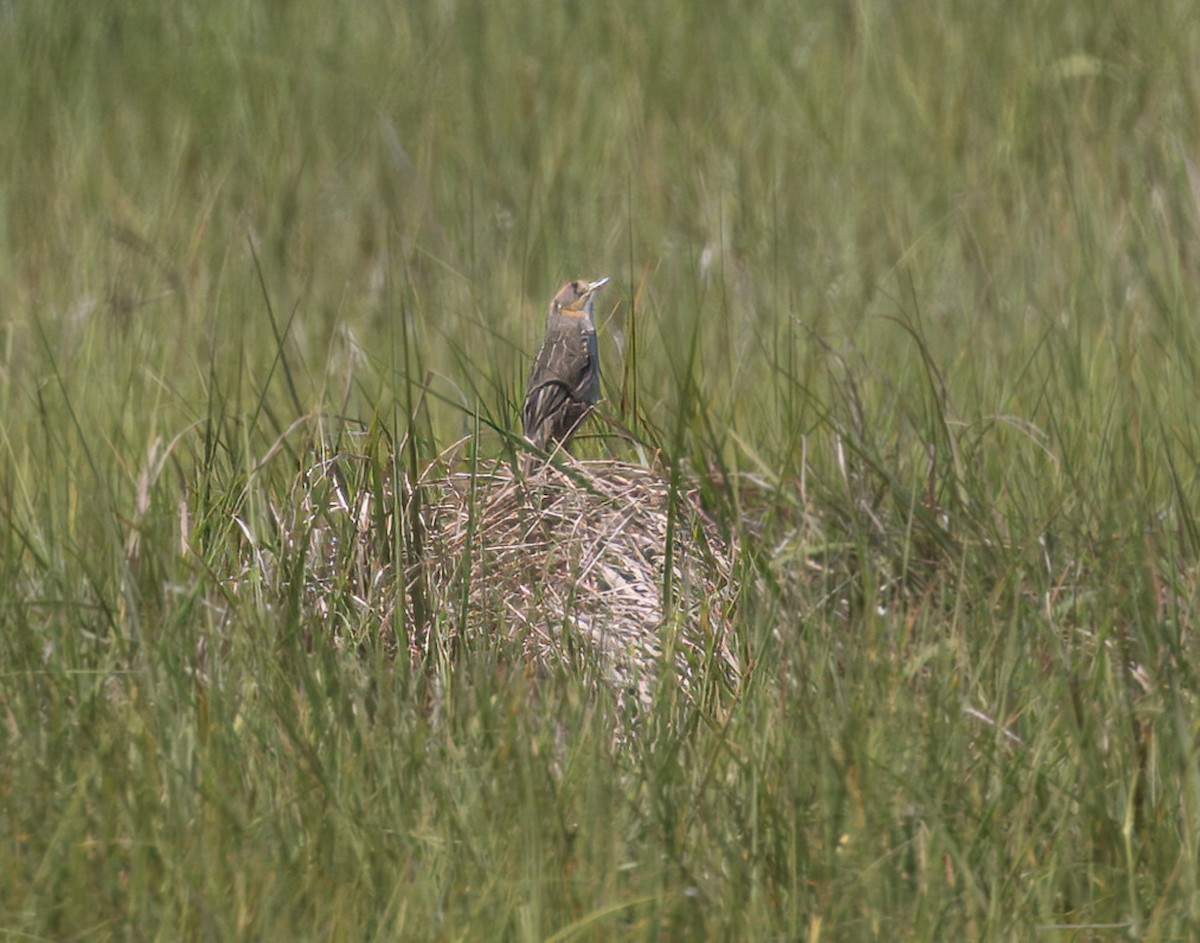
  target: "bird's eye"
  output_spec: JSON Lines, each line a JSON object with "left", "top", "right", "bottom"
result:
{"left": 554, "top": 302, "right": 562, "bottom": 313}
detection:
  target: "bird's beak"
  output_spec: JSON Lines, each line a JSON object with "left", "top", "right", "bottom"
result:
{"left": 585, "top": 276, "right": 610, "bottom": 296}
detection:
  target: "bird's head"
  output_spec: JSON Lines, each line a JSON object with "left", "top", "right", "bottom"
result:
{"left": 549, "top": 276, "right": 610, "bottom": 321}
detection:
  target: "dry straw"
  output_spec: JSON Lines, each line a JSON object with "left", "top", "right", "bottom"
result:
{"left": 272, "top": 444, "right": 743, "bottom": 713}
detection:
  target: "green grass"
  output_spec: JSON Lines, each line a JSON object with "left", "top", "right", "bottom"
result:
{"left": 4, "top": 0, "right": 1200, "bottom": 938}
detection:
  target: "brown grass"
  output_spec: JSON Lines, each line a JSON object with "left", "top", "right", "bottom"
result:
{"left": 267, "top": 444, "right": 743, "bottom": 715}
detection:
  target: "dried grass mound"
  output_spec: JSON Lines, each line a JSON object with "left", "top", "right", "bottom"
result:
{"left": 286, "top": 450, "right": 742, "bottom": 710}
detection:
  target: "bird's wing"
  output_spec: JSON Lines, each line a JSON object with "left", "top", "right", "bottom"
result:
{"left": 522, "top": 378, "right": 575, "bottom": 440}
{"left": 528, "top": 329, "right": 594, "bottom": 394}
{"left": 523, "top": 329, "right": 596, "bottom": 438}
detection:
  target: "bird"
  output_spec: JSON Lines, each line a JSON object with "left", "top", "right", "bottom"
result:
{"left": 522, "top": 276, "right": 610, "bottom": 466}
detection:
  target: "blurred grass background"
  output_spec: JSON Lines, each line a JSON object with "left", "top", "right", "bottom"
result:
{"left": 4, "top": 0, "right": 1200, "bottom": 938}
